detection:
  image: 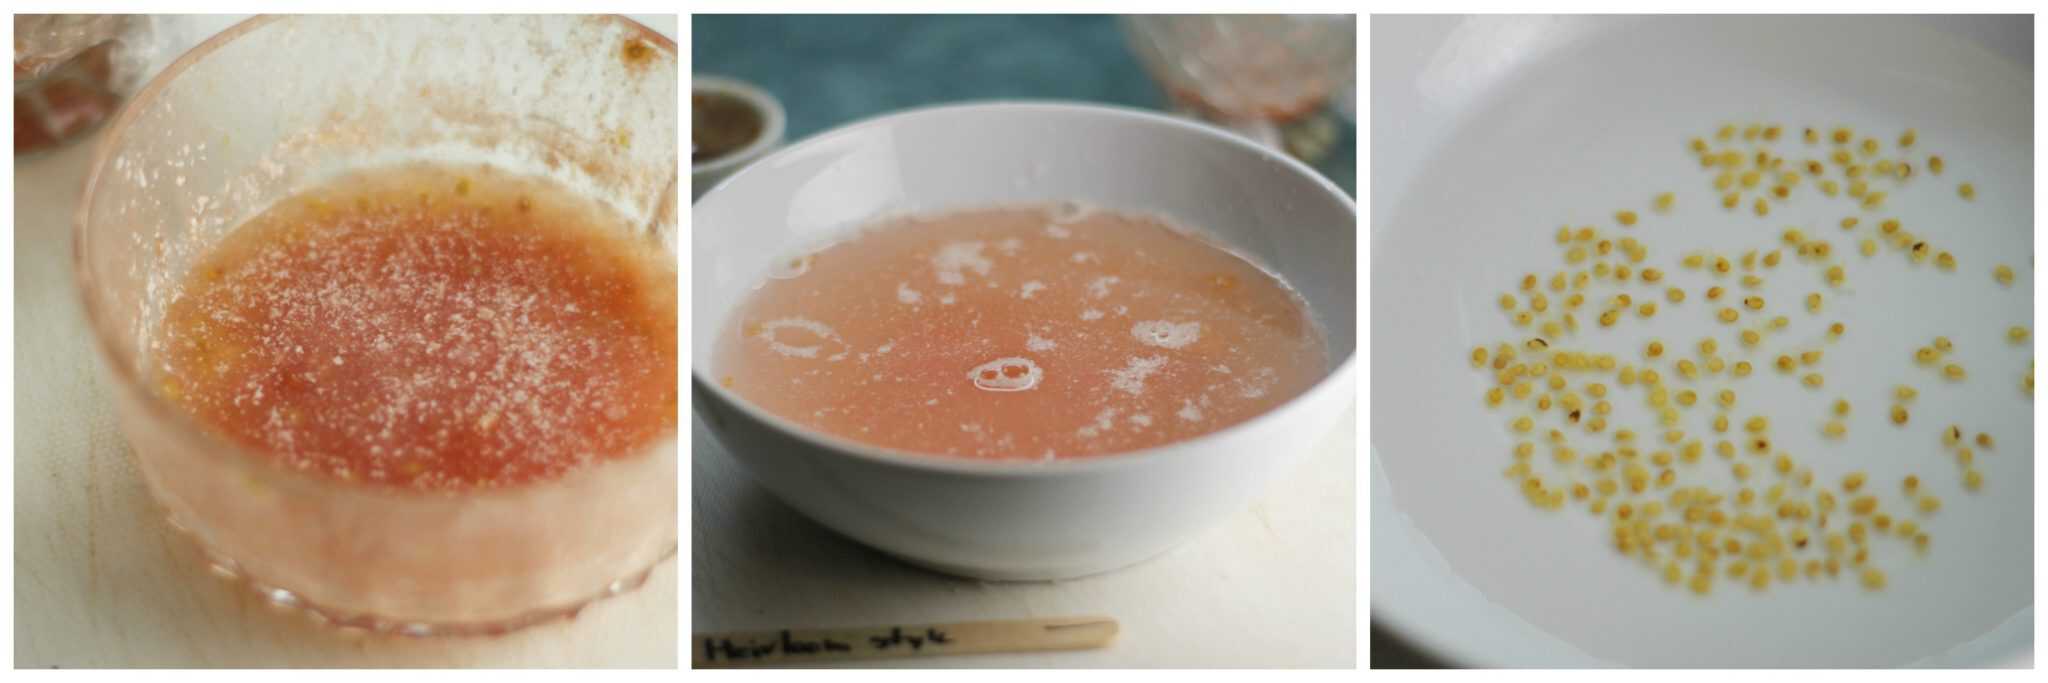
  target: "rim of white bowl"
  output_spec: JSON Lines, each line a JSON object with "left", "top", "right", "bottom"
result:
{"left": 689, "top": 75, "right": 786, "bottom": 179}
{"left": 692, "top": 100, "right": 1358, "bottom": 478}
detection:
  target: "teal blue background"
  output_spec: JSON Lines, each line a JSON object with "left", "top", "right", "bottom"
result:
{"left": 693, "top": 14, "right": 1354, "bottom": 195}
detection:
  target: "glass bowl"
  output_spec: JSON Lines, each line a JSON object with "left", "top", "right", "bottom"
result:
{"left": 74, "top": 14, "right": 677, "bottom": 636}
{"left": 1121, "top": 14, "right": 1355, "bottom": 162}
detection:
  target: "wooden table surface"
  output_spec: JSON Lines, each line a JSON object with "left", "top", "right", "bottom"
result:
{"left": 12, "top": 15, "right": 680, "bottom": 668}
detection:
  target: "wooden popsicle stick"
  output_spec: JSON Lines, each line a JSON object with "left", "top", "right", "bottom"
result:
{"left": 692, "top": 615, "right": 1119, "bottom": 668}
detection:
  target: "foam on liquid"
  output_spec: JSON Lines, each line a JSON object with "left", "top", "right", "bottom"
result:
{"left": 158, "top": 163, "right": 678, "bottom": 490}
{"left": 715, "top": 204, "right": 1325, "bottom": 460}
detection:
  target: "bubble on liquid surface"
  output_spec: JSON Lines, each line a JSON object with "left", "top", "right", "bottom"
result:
{"left": 1108, "top": 355, "right": 1167, "bottom": 395}
{"left": 1236, "top": 366, "right": 1279, "bottom": 398}
{"left": 768, "top": 254, "right": 813, "bottom": 279}
{"left": 968, "top": 357, "right": 1042, "bottom": 392}
{"left": 1044, "top": 223, "right": 1072, "bottom": 239}
{"left": 933, "top": 241, "right": 992, "bottom": 287}
{"left": 1087, "top": 276, "right": 1120, "bottom": 299}
{"left": 756, "top": 317, "right": 843, "bottom": 359}
{"left": 1132, "top": 320, "right": 1201, "bottom": 349}
{"left": 1076, "top": 407, "right": 1118, "bottom": 438}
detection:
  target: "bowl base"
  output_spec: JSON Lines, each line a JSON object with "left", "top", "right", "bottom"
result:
{"left": 160, "top": 507, "right": 674, "bottom": 638}
{"left": 878, "top": 544, "right": 1181, "bottom": 582}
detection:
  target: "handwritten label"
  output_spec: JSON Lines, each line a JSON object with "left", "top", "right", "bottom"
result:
{"left": 693, "top": 616, "right": 1116, "bottom": 667}
{"left": 700, "top": 626, "right": 953, "bottom": 664}
{"left": 869, "top": 625, "right": 954, "bottom": 650}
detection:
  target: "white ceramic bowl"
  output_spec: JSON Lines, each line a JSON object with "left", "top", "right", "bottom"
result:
{"left": 692, "top": 102, "right": 1356, "bottom": 580}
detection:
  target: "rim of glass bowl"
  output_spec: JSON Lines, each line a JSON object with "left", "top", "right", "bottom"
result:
{"left": 692, "top": 100, "right": 1358, "bottom": 479}
{"left": 73, "top": 13, "right": 681, "bottom": 503}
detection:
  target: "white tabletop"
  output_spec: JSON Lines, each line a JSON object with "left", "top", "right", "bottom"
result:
{"left": 11, "top": 15, "right": 680, "bottom": 668}
{"left": 689, "top": 401, "right": 1357, "bottom": 668}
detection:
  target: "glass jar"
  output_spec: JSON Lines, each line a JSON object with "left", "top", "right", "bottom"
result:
{"left": 74, "top": 14, "right": 678, "bottom": 636}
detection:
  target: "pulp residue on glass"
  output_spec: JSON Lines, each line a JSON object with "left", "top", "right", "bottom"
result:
{"left": 714, "top": 204, "right": 1326, "bottom": 460}
{"left": 620, "top": 38, "right": 655, "bottom": 70}
{"left": 157, "top": 163, "right": 679, "bottom": 490}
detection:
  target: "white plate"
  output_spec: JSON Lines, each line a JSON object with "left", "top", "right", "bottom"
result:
{"left": 1371, "top": 15, "right": 2032, "bottom": 667}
